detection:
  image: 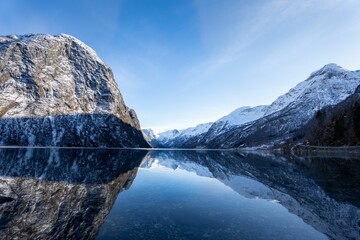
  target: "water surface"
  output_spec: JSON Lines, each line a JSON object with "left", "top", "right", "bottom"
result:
{"left": 0, "top": 148, "right": 359, "bottom": 240}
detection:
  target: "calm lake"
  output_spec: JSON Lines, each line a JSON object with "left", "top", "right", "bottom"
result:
{"left": 0, "top": 148, "right": 359, "bottom": 240}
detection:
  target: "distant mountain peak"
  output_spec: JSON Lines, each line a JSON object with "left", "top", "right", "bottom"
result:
{"left": 264, "top": 63, "right": 358, "bottom": 116}
{"left": 322, "top": 63, "right": 343, "bottom": 70}
{"left": 308, "top": 63, "right": 352, "bottom": 79}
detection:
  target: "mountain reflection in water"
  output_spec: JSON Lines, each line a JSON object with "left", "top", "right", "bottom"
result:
{"left": 0, "top": 148, "right": 359, "bottom": 240}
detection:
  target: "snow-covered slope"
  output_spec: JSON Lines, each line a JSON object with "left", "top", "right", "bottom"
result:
{"left": 0, "top": 34, "right": 149, "bottom": 147}
{"left": 146, "top": 122, "right": 213, "bottom": 147}
{"left": 218, "top": 105, "right": 269, "bottom": 125}
{"left": 145, "top": 106, "right": 268, "bottom": 147}
{"left": 158, "top": 122, "right": 213, "bottom": 140}
{"left": 203, "top": 105, "right": 269, "bottom": 141}
{"left": 179, "top": 122, "right": 213, "bottom": 137}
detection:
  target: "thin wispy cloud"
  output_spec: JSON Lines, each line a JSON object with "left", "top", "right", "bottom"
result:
{"left": 186, "top": 0, "right": 360, "bottom": 88}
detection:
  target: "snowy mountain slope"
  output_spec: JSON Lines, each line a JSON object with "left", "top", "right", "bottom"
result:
{"left": 204, "top": 64, "right": 360, "bottom": 148}
{"left": 198, "top": 105, "right": 269, "bottom": 144}
{"left": 178, "top": 122, "right": 213, "bottom": 137}
{"left": 145, "top": 106, "right": 268, "bottom": 148}
{"left": 0, "top": 33, "right": 149, "bottom": 147}
{"left": 218, "top": 105, "right": 269, "bottom": 125}
{"left": 158, "top": 122, "right": 213, "bottom": 140}
{"left": 143, "top": 122, "right": 213, "bottom": 147}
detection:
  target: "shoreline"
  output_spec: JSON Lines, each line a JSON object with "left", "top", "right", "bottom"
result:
{"left": 0, "top": 144, "right": 360, "bottom": 154}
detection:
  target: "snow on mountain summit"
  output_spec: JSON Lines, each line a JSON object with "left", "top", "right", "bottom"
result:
{"left": 265, "top": 63, "right": 360, "bottom": 116}
{"left": 309, "top": 63, "right": 347, "bottom": 76}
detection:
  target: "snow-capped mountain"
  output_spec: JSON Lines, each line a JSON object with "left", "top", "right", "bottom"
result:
{"left": 159, "top": 122, "right": 212, "bottom": 140}
{"left": 144, "top": 122, "right": 213, "bottom": 147}
{"left": 202, "top": 63, "right": 360, "bottom": 148}
{"left": 200, "top": 105, "right": 269, "bottom": 143}
{"left": 145, "top": 63, "right": 360, "bottom": 149}
{"left": 143, "top": 105, "right": 268, "bottom": 147}
{"left": 0, "top": 34, "right": 149, "bottom": 147}
{"left": 265, "top": 63, "right": 359, "bottom": 116}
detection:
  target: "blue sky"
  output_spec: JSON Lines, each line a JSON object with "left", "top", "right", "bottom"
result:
{"left": 1, "top": 0, "right": 360, "bottom": 131}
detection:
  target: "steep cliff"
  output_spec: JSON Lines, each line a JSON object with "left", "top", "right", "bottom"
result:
{"left": 0, "top": 34, "right": 149, "bottom": 147}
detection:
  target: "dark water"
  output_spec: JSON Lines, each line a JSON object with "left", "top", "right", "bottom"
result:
{"left": 0, "top": 148, "right": 359, "bottom": 240}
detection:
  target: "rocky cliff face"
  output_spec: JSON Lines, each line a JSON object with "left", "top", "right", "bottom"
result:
{"left": 0, "top": 34, "right": 149, "bottom": 147}
{"left": 0, "top": 148, "right": 147, "bottom": 239}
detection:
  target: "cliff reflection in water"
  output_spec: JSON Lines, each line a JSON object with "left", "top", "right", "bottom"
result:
{"left": 0, "top": 148, "right": 147, "bottom": 240}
